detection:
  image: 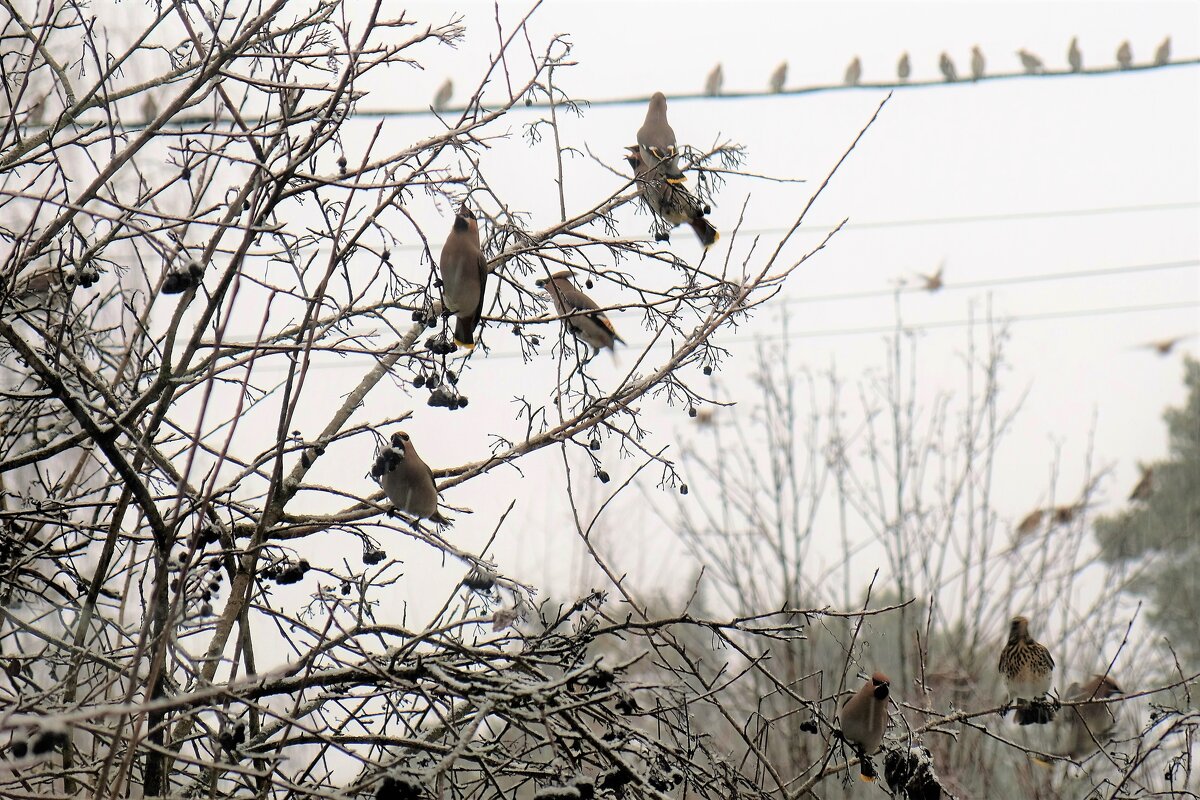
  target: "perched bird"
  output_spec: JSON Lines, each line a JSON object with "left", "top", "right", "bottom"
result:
{"left": 970, "top": 46, "right": 985, "bottom": 80}
{"left": 1068, "top": 37, "right": 1082, "bottom": 72}
{"left": 372, "top": 431, "right": 447, "bottom": 524}
{"left": 1059, "top": 674, "right": 1123, "bottom": 759}
{"left": 624, "top": 146, "right": 719, "bottom": 249}
{"left": 704, "top": 63, "right": 724, "bottom": 96}
{"left": 1117, "top": 40, "right": 1132, "bottom": 69}
{"left": 439, "top": 204, "right": 488, "bottom": 349}
{"left": 1154, "top": 36, "right": 1171, "bottom": 66}
{"left": 1128, "top": 464, "right": 1154, "bottom": 502}
{"left": 939, "top": 52, "right": 957, "bottom": 82}
{"left": 637, "top": 92, "right": 686, "bottom": 185}
{"left": 998, "top": 616, "right": 1056, "bottom": 725}
{"left": 1018, "top": 49, "right": 1044, "bottom": 74}
{"left": 840, "top": 672, "right": 891, "bottom": 781}
{"left": 845, "top": 56, "right": 862, "bottom": 86}
{"left": 141, "top": 91, "right": 159, "bottom": 123}
{"left": 917, "top": 263, "right": 944, "bottom": 292}
{"left": 897, "top": 52, "right": 911, "bottom": 82}
{"left": 768, "top": 61, "right": 788, "bottom": 93}
{"left": 432, "top": 78, "right": 453, "bottom": 111}
{"left": 536, "top": 271, "right": 624, "bottom": 358}
{"left": 1015, "top": 509, "right": 1045, "bottom": 539}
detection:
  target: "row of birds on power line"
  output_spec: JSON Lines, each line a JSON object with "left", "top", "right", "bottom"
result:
{"left": 372, "top": 91, "right": 716, "bottom": 522}
{"left": 694, "top": 36, "right": 1174, "bottom": 94}
{"left": 426, "top": 36, "right": 1174, "bottom": 111}
{"left": 840, "top": 615, "right": 1124, "bottom": 791}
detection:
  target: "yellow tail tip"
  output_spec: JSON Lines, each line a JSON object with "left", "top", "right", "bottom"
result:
{"left": 453, "top": 339, "right": 476, "bottom": 350}
{"left": 858, "top": 774, "right": 877, "bottom": 783}
{"left": 665, "top": 176, "right": 687, "bottom": 185}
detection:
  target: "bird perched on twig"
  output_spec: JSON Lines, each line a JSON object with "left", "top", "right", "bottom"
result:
{"left": 839, "top": 672, "right": 891, "bottom": 782}
{"left": 624, "top": 146, "right": 718, "bottom": 250}
{"left": 998, "top": 616, "right": 1057, "bottom": 725}
{"left": 1068, "top": 37, "right": 1082, "bottom": 71}
{"left": 845, "top": 56, "right": 862, "bottom": 86}
{"left": 768, "top": 61, "right": 788, "bottom": 93}
{"left": 1018, "top": 49, "right": 1044, "bottom": 74}
{"left": 439, "top": 203, "right": 488, "bottom": 350}
{"left": 1058, "top": 674, "right": 1123, "bottom": 760}
{"left": 637, "top": 92, "right": 686, "bottom": 185}
{"left": 1128, "top": 464, "right": 1154, "bottom": 502}
{"left": 1154, "top": 36, "right": 1171, "bottom": 66}
{"left": 1015, "top": 508, "right": 1045, "bottom": 539}
{"left": 536, "top": 271, "right": 624, "bottom": 359}
{"left": 1142, "top": 334, "right": 1192, "bottom": 355}
{"left": 704, "top": 63, "right": 724, "bottom": 96}
{"left": 372, "top": 431, "right": 448, "bottom": 524}
{"left": 939, "top": 52, "right": 957, "bottom": 82}
{"left": 432, "top": 78, "right": 453, "bottom": 111}
{"left": 897, "top": 52, "right": 911, "bottom": 82}
{"left": 970, "top": 46, "right": 985, "bottom": 80}
{"left": 1117, "top": 40, "right": 1133, "bottom": 69}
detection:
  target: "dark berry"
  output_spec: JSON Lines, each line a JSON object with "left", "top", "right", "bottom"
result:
{"left": 589, "top": 439, "right": 600, "bottom": 451}
{"left": 679, "top": 484, "right": 689, "bottom": 495}
{"left": 703, "top": 366, "right": 713, "bottom": 375}
{"left": 597, "top": 471, "right": 610, "bottom": 484}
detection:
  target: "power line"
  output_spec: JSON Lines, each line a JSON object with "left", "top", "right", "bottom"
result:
{"left": 785, "top": 258, "right": 1200, "bottom": 306}
{"left": 239, "top": 298, "right": 1199, "bottom": 370}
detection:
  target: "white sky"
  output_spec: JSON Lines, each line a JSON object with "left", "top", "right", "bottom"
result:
{"left": 98, "top": 0, "right": 1197, "bottom": 652}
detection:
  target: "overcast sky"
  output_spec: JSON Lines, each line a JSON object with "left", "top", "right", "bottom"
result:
{"left": 129, "top": 1, "right": 1200, "bottom": 644}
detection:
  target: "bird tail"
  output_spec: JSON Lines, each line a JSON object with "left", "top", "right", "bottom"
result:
{"left": 689, "top": 217, "right": 719, "bottom": 250}
{"left": 859, "top": 757, "right": 878, "bottom": 783}
{"left": 1014, "top": 702, "right": 1056, "bottom": 726}
{"left": 430, "top": 510, "right": 451, "bottom": 526}
{"left": 453, "top": 315, "right": 478, "bottom": 350}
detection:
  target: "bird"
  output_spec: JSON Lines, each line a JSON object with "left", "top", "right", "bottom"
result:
{"left": 1117, "top": 40, "right": 1132, "bottom": 69}
{"left": 897, "top": 52, "right": 911, "bottom": 82}
{"left": 939, "top": 52, "right": 957, "bottom": 82}
{"left": 998, "top": 616, "right": 1056, "bottom": 725}
{"left": 536, "top": 271, "right": 624, "bottom": 358}
{"left": 141, "top": 91, "right": 159, "bottom": 123}
{"left": 704, "top": 63, "right": 724, "bottom": 96}
{"left": 637, "top": 92, "right": 686, "bottom": 185}
{"left": 917, "top": 263, "right": 944, "bottom": 292}
{"left": 1154, "top": 36, "right": 1171, "bottom": 66}
{"left": 1142, "top": 334, "right": 1192, "bottom": 355}
{"left": 371, "top": 431, "right": 447, "bottom": 524}
{"left": 1015, "top": 509, "right": 1045, "bottom": 539}
{"left": 1068, "top": 37, "right": 1082, "bottom": 72}
{"left": 970, "top": 46, "right": 985, "bottom": 80}
{"left": 1058, "top": 674, "right": 1123, "bottom": 759}
{"left": 768, "top": 61, "right": 788, "bottom": 93}
{"left": 439, "top": 203, "right": 488, "bottom": 349}
{"left": 1128, "top": 464, "right": 1153, "bottom": 502}
{"left": 624, "top": 146, "right": 719, "bottom": 249}
{"left": 839, "top": 672, "right": 891, "bottom": 782}
{"left": 845, "top": 56, "right": 862, "bottom": 86}
{"left": 432, "top": 78, "right": 453, "bottom": 111}
{"left": 1018, "top": 49, "right": 1044, "bottom": 74}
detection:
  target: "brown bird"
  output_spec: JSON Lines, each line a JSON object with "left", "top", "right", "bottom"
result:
{"left": 439, "top": 204, "right": 488, "bottom": 349}
{"left": 1017, "top": 49, "right": 1045, "bottom": 74}
{"left": 998, "top": 616, "right": 1056, "bottom": 725}
{"left": 897, "top": 52, "right": 911, "bottom": 82}
{"left": 917, "top": 263, "right": 944, "bottom": 292}
{"left": 939, "top": 52, "right": 957, "bottom": 82}
{"left": 1068, "top": 37, "right": 1083, "bottom": 72}
{"left": 371, "top": 431, "right": 447, "bottom": 524}
{"left": 1142, "top": 334, "right": 1192, "bottom": 355}
{"left": 1058, "top": 674, "right": 1122, "bottom": 759}
{"left": 624, "top": 146, "right": 718, "bottom": 249}
{"left": 768, "top": 61, "right": 788, "bottom": 93}
{"left": 1117, "top": 40, "right": 1132, "bottom": 69}
{"left": 1128, "top": 464, "right": 1153, "bottom": 502}
{"left": 970, "top": 46, "right": 985, "bottom": 80}
{"left": 536, "top": 271, "right": 624, "bottom": 358}
{"left": 845, "top": 56, "right": 862, "bottom": 86}
{"left": 1154, "top": 37, "right": 1171, "bottom": 66}
{"left": 704, "top": 63, "right": 724, "bottom": 96}
{"left": 840, "top": 672, "right": 891, "bottom": 781}
{"left": 637, "top": 92, "right": 686, "bottom": 185}
{"left": 432, "top": 78, "right": 453, "bottom": 111}
{"left": 1015, "top": 508, "right": 1046, "bottom": 539}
